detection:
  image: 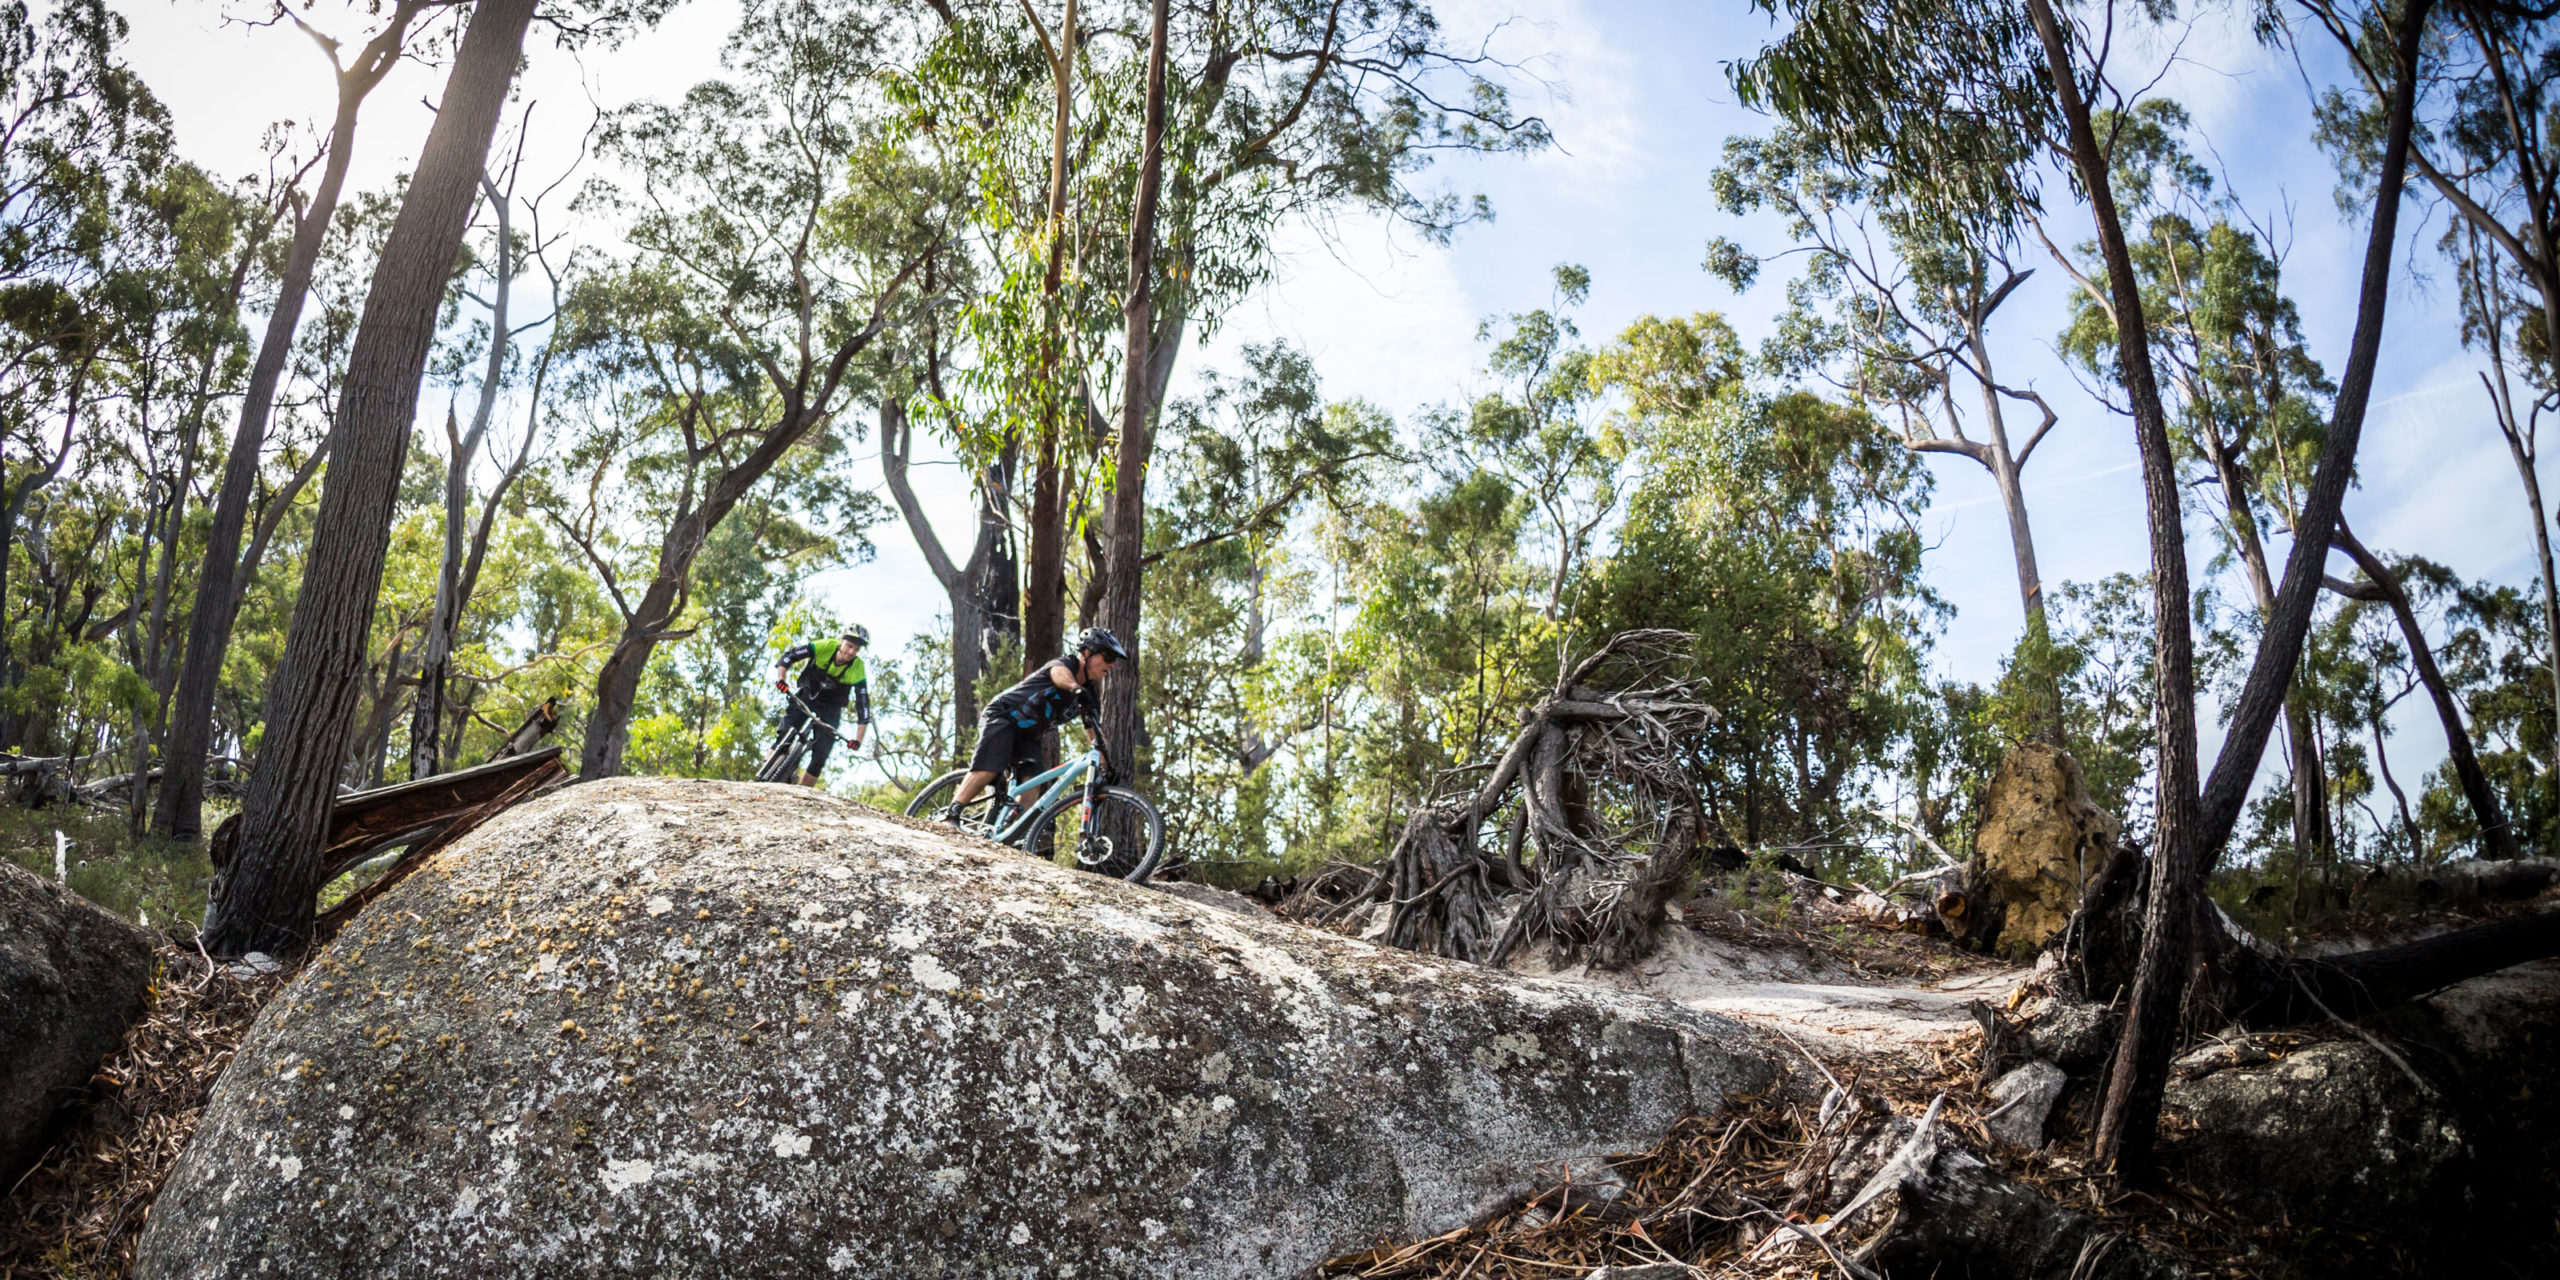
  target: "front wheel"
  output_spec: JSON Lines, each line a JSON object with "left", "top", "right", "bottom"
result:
{"left": 903, "top": 769, "right": 1007, "bottom": 835}
{"left": 756, "top": 724, "right": 810, "bottom": 783}
{"left": 1031, "top": 787, "right": 1164, "bottom": 883}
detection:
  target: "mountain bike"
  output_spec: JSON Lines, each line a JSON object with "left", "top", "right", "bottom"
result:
{"left": 755, "top": 689, "right": 856, "bottom": 783}
{"left": 903, "top": 727, "right": 1164, "bottom": 882}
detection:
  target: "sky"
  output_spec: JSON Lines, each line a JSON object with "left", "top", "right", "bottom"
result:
{"left": 116, "top": 0, "right": 2547, "bottom": 794}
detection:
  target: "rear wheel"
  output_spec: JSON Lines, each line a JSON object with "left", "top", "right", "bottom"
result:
{"left": 1030, "top": 786, "right": 1164, "bottom": 883}
{"left": 903, "top": 769, "right": 1007, "bottom": 836}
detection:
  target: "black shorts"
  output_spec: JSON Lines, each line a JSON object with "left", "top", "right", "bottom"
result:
{"left": 968, "top": 712, "right": 1044, "bottom": 781}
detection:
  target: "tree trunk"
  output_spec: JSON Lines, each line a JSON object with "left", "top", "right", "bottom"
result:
{"left": 2050, "top": 0, "right": 2433, "bottom": 1174}
{"left": 1968, "top": 341, "right": 2046, "bottom": 634}
{"left": 2203, "top": 425, "right": 2331, "bottom": 880}
{"left": 1022, "top": 0, "right": 1080, "bottom": 677}
{"left": 879, "top": 398, "right": 1001, "bottom": 749}
{"left": 410, "top": 185, "right": 512, "bottom": 781}
{"left": 2488, "top": 362, "right": 2560, "bottom": 784}
{"left": 155, "top": 5, "right": 422, "bottom": 840}
{"left": 580, "top": 571, "right": 688, "bottom": 782}
{"left": 1097, "top": 0, "right": 1169, "bottom": 793}
{"left": 2026, "top": 0, "right": 2205, "bottom": 1179}
{"left": 201, "top": 0, "right": 536, "bottom": 958}
{"left": 2329, "top": 524, "right": 2522, "bottom": 860}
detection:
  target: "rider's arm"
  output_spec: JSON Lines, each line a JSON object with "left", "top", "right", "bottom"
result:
{"left": 1047, "top": 659, "right": 1079, "bottom": 691}
{"left": 849, "top": 680, "right": 872, "bottom": 744}
{"left": 776, "top": 642, "right": 814, "bottom": 690}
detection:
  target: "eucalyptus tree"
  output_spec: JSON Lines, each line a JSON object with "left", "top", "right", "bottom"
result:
{"left": 0, "top": 0, "right": 171, "bottom": 750}
{"left": 156, "top": 0, "right": 450, "bottom": 840}
{"left": 2057, "top": 102, "right": 2361, "bottom": 871}
{"left": 907, "top": 0, "right": 1547, "bottom": 714}
{"left": 1708, "top": 126, "right": 2061, "bottom": 643}
{"left": 406, "top": 108, "right": 581, "bottom": 781}
{"left": 1733, "top": 0, "right": 2437, "bottom": 1173}
{"left": 1093, "top": 0, "right": 1552, "bottom": 779}
{"left": 2309, "top": 0, "right": 2560, "bottom": 776}
{"left": 877, "top": 243, "right": 1013, "bottom": 748}
{"left": 1140, "top": 342, "right": 1391, "bottom": 865}
{"left": 2458, "top": 229, "right": 2560, "bottom": 789}
{"left": 557, "top": 0, "right": 946, "bottom": 781}
{"left": 1439, "top": 264, "right": 1623, "bottom": 626}
{"left": 96, "top": 162, "right": 272, "bottom": 833}
{"left": 205, "top": 0, "right": 543, "bottom": 957}
{"left": 1589, "top": 313, "right": 1939, "bottom": 852}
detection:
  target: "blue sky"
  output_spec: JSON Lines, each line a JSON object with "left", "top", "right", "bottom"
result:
{"left": 122, "top": 0, "right": 2544, "bottom": 793}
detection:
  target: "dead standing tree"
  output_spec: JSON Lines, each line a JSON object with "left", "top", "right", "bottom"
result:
{"left": 1352, "top": 631, "right": 1718, "bottom": 969}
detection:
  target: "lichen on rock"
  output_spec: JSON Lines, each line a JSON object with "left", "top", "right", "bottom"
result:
{"left": 134, "top": 777, "right": 1785, "bottom": 1279}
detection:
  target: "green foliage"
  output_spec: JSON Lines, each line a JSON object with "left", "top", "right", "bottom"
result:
{"left": 1588, "top": 313, "right": 1939, "bottom": 858}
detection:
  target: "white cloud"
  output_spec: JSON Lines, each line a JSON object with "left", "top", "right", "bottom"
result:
{"left": 1185, "top": 213, "right": 1480, "bottom": 416}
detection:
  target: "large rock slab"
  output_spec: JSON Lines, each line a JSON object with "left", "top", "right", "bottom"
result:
{"left": 2157, "top": 959, "right": 2560, "bottom": 1268}
{"left": 0, "top": 857, "right": 158, "bottom": 1181}
{"left": 136, "top": 778, "right": 1783, "bottom": 1279}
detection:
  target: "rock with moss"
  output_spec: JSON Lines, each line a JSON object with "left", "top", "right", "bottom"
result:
{"left": 135, "top": 777, "right": 1784, "bottom": 1280}
{"left": 0, "top": 857, "right": 158, "bottom": 1182}
{"left": 1973, "top": 745, "right": 2117, "bottom": 956}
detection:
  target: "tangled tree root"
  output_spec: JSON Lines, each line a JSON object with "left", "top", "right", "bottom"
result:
{"left": 1333, "top": 631, "right": 1720, "bottom": 969}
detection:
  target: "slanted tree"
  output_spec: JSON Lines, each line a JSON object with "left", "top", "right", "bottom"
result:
{"left": 1708, "top": 126, "right": 2062, "bottom": 645}
{"left": 156, "top": 0, "right": 446, "bottom": 840}
{"left": 203, "top": 0, "right": 540, "bottom": 957}
{"left": 2324, "top": 0, "right": 2560, "bottom": 791}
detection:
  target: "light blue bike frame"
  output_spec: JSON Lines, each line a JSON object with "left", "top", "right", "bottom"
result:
{"left": 983, "top": 748, "right": 1102, "bottom": 846}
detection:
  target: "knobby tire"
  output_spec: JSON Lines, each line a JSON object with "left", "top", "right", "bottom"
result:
{"left": 1032, "top": 786, "right": 1164, "bottom": 884}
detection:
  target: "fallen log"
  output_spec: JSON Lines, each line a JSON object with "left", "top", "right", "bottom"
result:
{"left": 2416, "top": 856, "right": 2560, "bottom": 906}
{"left": 311, "top": 753, "right": 567, "bottom": 937}
{"left": 206, "top": 745, "right": 565, "bottom": 882}
{"left": 2062, "top": 845, "right": 2560, "bottom": 1031}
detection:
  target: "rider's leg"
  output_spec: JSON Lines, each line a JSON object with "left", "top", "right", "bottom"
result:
{"left": 800, "top": 699, "right": 845, "bottom": 789}
{"left": 949, "top": 769, "right": 1003, "bottom": 807}
{"left": 950, "top": 716, "right": 1026, "bottom": 813}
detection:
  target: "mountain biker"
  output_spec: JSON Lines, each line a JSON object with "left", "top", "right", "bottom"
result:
{"left": 771, "top": 624, "right": 873, "bottom": 787}
{"left": 944, "top": 627, "right": 1128, "bottom": 819}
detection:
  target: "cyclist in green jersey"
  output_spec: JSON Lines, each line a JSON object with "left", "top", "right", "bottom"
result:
{"left": 772, "top": 624, "right": 873, "bottom": 787}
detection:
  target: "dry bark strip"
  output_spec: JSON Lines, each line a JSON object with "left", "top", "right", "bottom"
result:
{"left": 310, "top": 753, "right": 568, "bottom": 937}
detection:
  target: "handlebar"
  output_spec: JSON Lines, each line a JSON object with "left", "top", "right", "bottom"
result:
{"left": 775, "top": 686, "right": 864, "bottom": 747}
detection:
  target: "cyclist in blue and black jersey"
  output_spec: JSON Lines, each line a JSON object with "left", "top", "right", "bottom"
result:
{"left": 772, "top": 624, "right": 873, "bottom": 787}
{"left": 942, "top": 627, "right": 1128, "bottom": 818}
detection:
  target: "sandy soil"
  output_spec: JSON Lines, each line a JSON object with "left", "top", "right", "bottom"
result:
{"left": 1512, "top": 904, "right": 2027, "bottom": 1058}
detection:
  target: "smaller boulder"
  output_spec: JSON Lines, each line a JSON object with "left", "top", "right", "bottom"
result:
{"left": 2018, "top": 996, "right": 2116, "bottom": 1073}
{"left": 0, "top": 858, "right": 158, "bottom": 1180}
{"left": 1973, "top": 745, "right": 2117, "bottom": 956}
{"left": 1983, "top": 1060, "right": 2066, "bottom": 1149}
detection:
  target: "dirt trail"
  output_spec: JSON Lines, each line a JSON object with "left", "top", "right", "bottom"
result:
{"left": 1513, "top": 913, "right": 2027, "bottom": 1058}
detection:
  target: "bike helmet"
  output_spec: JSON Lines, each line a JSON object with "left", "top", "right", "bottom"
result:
{"left": 1077, "top": 627, "right": 1129, "bottom": 662}
{"left": 841, "top": 623, "right": 871, "bottom": 648}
